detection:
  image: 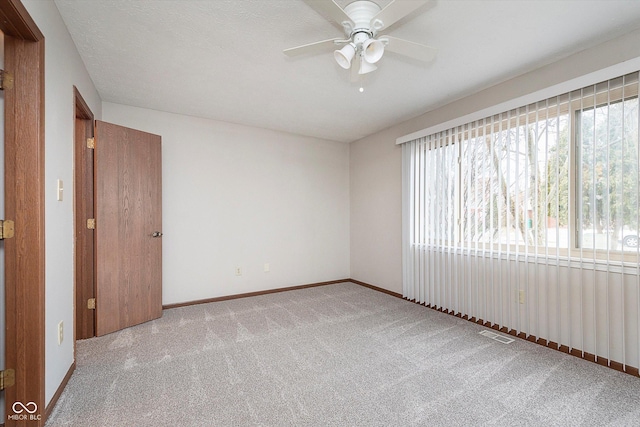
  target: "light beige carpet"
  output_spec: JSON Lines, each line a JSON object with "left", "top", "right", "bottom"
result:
{"left": 46, "top": 282, "right": 640, "bottom": 426}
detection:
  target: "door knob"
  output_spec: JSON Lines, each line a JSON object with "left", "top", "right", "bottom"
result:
{"left": 152, "top": 231, "right": 163, "bottom": 238}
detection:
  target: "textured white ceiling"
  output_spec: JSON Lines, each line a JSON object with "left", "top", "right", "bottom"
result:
{"left": 54, "top": 0, "right": 640, "bottom": 143}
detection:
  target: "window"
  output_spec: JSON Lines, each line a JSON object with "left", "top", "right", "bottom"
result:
{"left": 406, "top": 72, "right": 639, "bottom": 260}
{"left": 401, "top": 71, "right": 640, "bottom": 364}
{"left": 460, "top": 107, "right": 570, "bottom": 251}
{"left": 576, "top": 90, "right": 639, "bottom": 252}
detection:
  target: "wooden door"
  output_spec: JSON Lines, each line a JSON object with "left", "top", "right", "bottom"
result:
{"left": 94, "top": 120, "right": 162, "bottom": 336}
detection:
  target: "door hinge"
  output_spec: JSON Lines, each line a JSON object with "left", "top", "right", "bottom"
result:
{"left": 87, "top": 137, "right": 95, "bottom": 149}
{"left": 87, "top": 298, "right": 96, "bottom": 310}
{"left": 0, "top": 69, "right": 14, "bottom": 90}
{"left": 0, "top": 369, "right": 15, "bottom": 390}
{"left": 87, "top": 218, "right": 96, "bottom": 229}
{"left": 0, "top": 219, "right": 15, "bottom": 239}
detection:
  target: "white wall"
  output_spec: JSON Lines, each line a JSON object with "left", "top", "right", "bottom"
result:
{"left": 350, "top": 126, "right": 405, "bottom": 293}
{"left": 22, "top": 0, "right": 102, "bottom": 406}
{"left": 350, "top": 28, "right": 640, "bottom": 295}
{"left": 102, "top": 103, "right": 350, "bottom": 305}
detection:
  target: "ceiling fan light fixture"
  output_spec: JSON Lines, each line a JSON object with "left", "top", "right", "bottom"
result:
{"left": 284, "top": 0, "right": 436, "bottom": 82}
{"left": 358, "top": 56, "right": 377, "bottom": 75}
{"left": 334, "top": 43, "right": 356, "bottom": 69}
{"left": 362, "top": 38, "right": 385, "bottom": 64}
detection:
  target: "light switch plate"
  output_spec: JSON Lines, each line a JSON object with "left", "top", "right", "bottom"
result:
{"left": 57, "top": 321, "right": 64, "bottom": 345}
{"left": 57, "top": 179, "right": 63, "bottom": 201}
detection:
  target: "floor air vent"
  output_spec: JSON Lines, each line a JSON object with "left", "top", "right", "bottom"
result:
{"left": 479, "top": 330, "right": 515, "bottom": 344}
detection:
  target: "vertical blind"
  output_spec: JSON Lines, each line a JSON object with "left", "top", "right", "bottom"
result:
{"left": 402, "top": 71, "right": 640, "bottom": 370}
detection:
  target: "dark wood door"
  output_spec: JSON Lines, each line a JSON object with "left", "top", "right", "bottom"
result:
{"left": 94, "top": 120, "right": 162, "bottom": 336}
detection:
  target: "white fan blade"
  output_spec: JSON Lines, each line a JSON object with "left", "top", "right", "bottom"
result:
{"left": 370, "top": 0, "right": 429, "bottom": 32}
{"left": 380, "top": 35, "right": 437, "bottom": 62}
{"left": 303, "top": 0, "right": 353, "bottom": 27}
{"left": 283, "top": 38, "right": 344, "bottom": 57}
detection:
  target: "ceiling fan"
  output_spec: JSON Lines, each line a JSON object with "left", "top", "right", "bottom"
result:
{"left": 284, "top": 0, "right": 436, "bottom": 80}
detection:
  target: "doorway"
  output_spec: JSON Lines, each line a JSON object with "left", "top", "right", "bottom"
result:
{"left": 74, "top": 117, "right": 164, "bottom": 340}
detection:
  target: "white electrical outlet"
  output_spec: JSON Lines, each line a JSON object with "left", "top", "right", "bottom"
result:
{"left": 264, "top": 263, "right": 270, "bottom": 273}
{"left": 518, "top": 290, "right": 525, "bottom": 304}
{"left": 235, "top": 267, "right": 242, "bottom": 276}
{"left": 57, "top": 321, "right": 64, "bottom": 345}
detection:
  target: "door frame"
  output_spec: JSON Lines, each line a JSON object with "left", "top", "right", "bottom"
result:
{"left": 0, "top": 0, "right": 45, "bottom": 426}
{"left": 74, "top": 87, "right": 95, "bottom": 341}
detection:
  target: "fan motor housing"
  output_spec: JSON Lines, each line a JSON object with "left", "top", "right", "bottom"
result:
{"left": 343, "top": 1, "right": 382, "bottom": 37}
